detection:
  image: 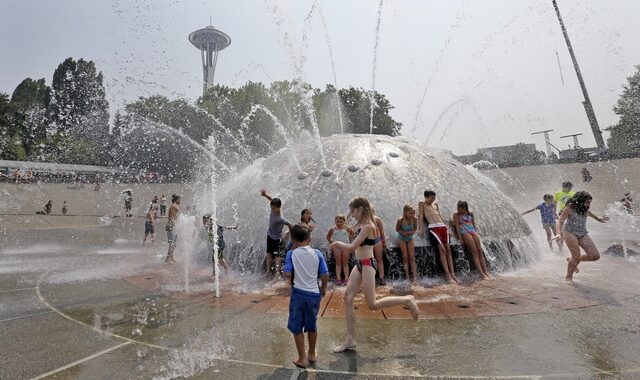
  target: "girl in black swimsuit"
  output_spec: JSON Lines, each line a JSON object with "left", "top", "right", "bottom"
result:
{"left": 331, "top": 196, "right": 419, "bottom": 353}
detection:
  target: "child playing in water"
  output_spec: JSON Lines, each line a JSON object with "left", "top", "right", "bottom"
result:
{"left": 143, "top": 205, "right": 156, "bottom": 246}
{"left": 453, "top": 201, "right": 493, "bottom": 280}
{"left": 283, "top": 224, "right": 329, "bottom": 368}
{"left": 417, "top": 190, "right": 460, "bottom": 284}
{"left": 260, "top": 189, "right": 292, "bottom": 278}
{"left": 371, "top": 207, "right": 387, "bottom": 285}
{"left": 522, "top": 194, "right": 558, "bottom": 249}
{"left": 164, "top": 194, "right": 180, "bottom": 263}
{"left": 299, "top": 209, "right": 316, "bottom": 233}
{"left": 61, "top": 201, "right": 68, "bottom": 216}
{"left": 326, "top": 214, "right": 354, "bottom": 286}
{"left": 395, "top": 204, "right": 418, "bottom": 285}
{"left": 202, "top": 214, "right": 237, "bottom": 276}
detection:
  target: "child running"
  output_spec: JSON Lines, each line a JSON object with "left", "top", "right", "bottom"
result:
{"left": 283, "top": 224, "right": 329, "bottom": 369}
{"left": 555, "top": 191, "right": 608, "bottom": 282}
{"left": 164, "top": 194, "right": 180, "bottom": 264}
{"left": 453, "top": 201, "right": 493, "bottom": 280}
{"left": 143, "top": 205, "right": 156, "bottom": 246}
{"left": 202, "top": 214, "right": 237, "bottom": 276}
{"left": 522, "top": 194, "right": 559, "bottom": 249}
{"left": 417, "top": 190, "right": 460, "bottom": 284}
{"left": 395, "top": 204, "right": 418, "bottom": 285}
{"left": 326, "top": 214, "right": 354, "bottom": 286}
{"left": 260, "top": 189, "right": 292, "bottom": 278}
{"left": 332, "top": 196, "right": 419, "bottom": 353}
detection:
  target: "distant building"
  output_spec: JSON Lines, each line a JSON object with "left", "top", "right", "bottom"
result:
{"left": 454, "top": 143, "right": 544, "bottom": 167}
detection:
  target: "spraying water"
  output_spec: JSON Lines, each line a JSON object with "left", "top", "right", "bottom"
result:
{"left": 369, "top": 0, "right": 384, "bottom": 134}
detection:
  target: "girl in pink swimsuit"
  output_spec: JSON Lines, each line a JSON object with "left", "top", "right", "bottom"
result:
{"left": 453, "top": 201, "right": 493, "bottom": 280}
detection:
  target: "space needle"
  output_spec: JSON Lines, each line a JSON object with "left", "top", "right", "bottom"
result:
{"left": 189, "top": 23, "right": 231, "bottom": 95}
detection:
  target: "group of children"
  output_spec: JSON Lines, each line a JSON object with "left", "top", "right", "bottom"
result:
{"left": 260, "top": 189, "right": 494, "bottom": 287}
{"left": 521, "top": 181, "right": 609, "bottom": 282}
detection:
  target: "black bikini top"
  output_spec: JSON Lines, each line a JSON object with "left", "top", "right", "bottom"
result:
{"left": 355, "top": 228, "right": 377, "bottom": 246}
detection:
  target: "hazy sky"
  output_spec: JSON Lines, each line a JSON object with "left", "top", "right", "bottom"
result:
{"left": 2, "top": 0, "right": 639, "bottom": 154}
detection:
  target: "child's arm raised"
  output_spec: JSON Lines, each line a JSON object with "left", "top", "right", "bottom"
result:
{"left": 259, "top": 189, "right": 272, "bottom": 202}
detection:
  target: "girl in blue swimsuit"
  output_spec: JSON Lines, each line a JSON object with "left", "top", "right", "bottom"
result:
{"left": 395, "top": 204, "right": 418, "bottom": 285}
{"left": 453, "top": 200, "right": 493, "bottom": 280}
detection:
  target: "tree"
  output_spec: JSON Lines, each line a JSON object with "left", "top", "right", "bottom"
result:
{"left": 607, "top": 65, "right": 640, "bottom": 154}
{"left": 338, "top": 87, "right": 402, "bottom": 136}
{"left": 9, "top": 78, "right": 51, "bottom": 159}
{"left": 48, "top": 57, "right": 110, "bottom": 164}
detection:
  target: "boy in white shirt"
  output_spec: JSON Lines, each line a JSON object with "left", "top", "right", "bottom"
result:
{"left": 283, "top": 224, "right": 329, "bottom": 369}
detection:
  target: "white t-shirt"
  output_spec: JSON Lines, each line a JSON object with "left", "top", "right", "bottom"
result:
{"left": 283, "top": 246, "right": 329, "bottom": 293}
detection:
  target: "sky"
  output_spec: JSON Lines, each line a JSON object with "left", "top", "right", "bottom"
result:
{"left": 1, "top": 0, "right": 639, "bottom": 155}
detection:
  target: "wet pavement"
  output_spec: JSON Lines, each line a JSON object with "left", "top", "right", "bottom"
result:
{"left": 1, "top": 217, "right": 640, "bottom": 379}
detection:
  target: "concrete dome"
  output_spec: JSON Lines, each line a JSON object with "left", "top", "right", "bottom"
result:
{"left": 215, "top": 134, "right": 535, "bottom": 273}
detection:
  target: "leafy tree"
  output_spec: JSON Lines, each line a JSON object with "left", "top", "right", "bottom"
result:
{"left": 8, "top": 78, "right": 51, "bottom": 159}
{"left": 48, "top": 57, "right": 110, "bottom": 164}
{"left": 607, "top": 65, "right": 640, "bottom": 154}
{"left": 338, "top": 87, "right": 401, "bottom": 136}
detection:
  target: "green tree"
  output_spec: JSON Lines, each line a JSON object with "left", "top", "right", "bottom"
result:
{"left": 9, "top": 78, "right": 51, "bottom": 159}
{"left": 338, "top": 87, "right": 401, "bottom": 136}
{"left": 48, "top": 57, "right": 110, "bottom": 164}
{"left": 607, "top": 65, "right": 640, "bottom": 154}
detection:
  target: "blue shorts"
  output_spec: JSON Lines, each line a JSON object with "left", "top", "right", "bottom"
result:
{"left": 287, "top": 287, "right": 321, "bottom": 334}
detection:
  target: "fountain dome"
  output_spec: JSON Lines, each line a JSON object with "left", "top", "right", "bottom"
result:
{"left": 215, "top": 134, "right": 536, "bottom": 275}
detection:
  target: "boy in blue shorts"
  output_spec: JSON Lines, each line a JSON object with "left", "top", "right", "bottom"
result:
{"left": 522, "top": 194, "right": 559, "bottom": 249}
{"left": 283, "top": 224, "right": 329, "bottom": 369}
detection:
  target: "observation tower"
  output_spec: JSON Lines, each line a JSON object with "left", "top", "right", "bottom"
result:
{"left": 189, "top": 25, "right": 231, "bottom": 95}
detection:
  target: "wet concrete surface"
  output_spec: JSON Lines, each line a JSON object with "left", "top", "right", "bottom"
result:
{"left": 2, "top": 219, "right": 640, "bottom": 379}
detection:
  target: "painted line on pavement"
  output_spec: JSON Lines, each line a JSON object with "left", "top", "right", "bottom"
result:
{"left": 30, "top": 342, "right": 132, "bottom": 380}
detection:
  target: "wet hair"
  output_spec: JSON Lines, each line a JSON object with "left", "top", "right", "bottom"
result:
{"left": 457, "top": 200, "right": 470, "bottom": 213}
{"left": 349, "top": 196, "right": 376, "bottom": 227}
{"left": 270, "top": 198, "right": 282, "bottom": 208}
{"left": 562, "top": 181, "right": 573, "bottom": 189}
{"left": 543, "top": 194, "right": 553, "bottom": 201}
{"left": 290, "top": 224, "right": 310, "bottom": 243}
{"left": 424, "top": 190, "right": 436, "bottom": 198}
{"left": 402, "top": 204, "right": 415, "bottom": 225}
{"left": 300, "top": 208, "right": 312, "bottom": 222}
{"left": 335, "top": 214, "right": 346, "bottom": 222}
{"left": 171, "top": 194, "right": 180, "bottom": 203}
{"left": 567, "top": 191, "right": 592, "bottom": 215}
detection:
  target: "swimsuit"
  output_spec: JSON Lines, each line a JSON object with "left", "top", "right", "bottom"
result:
{"left": 355, "top": 228, "right": 377, "bottom": 246}
{"left": 397, "top": 223, "right": 415, "bottom": 242}
{"left": 428, "top": 223, "right": 449, "bottom": 246}
{"left": 562, "top": 209, "right": 589, "bottom": 239}
{"left": 356, "top": 257, "right": 378, "bottom": 273}
{"left": 331, "top": 228, "right": 350, "bottom": 244}
{"left": 458, "top": 214, "right": 477, "bottom": 235}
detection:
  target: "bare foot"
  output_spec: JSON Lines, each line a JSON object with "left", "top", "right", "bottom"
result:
{"left": 292, "top": 358, "right": 308, "bottom": 368}
{"left": 407, "top": 295, "right": 420, "bottom": 321}
{"left": 565, "top": 277, "right": 574, "bottom": 284}
{"left": 445, "top": 275, "right": 457, "bottom": 284}
{"left": 333, "top": 341, "right": 356, "bottom": 353}
{"left": 453, "top": 276, "right": 462, "bottom": 285}
{"left": 308, "top": 351, "right": 318, "bottom": 363}
{"left": 164, "top": 257, "right": 172, "bottom": 264}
